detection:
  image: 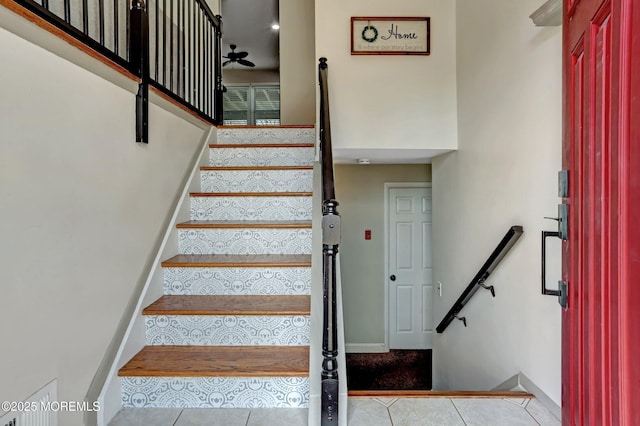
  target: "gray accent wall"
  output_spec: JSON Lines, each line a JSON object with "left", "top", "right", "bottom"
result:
{"left": 335, "top": 164, "right": 431, "bottom": 348}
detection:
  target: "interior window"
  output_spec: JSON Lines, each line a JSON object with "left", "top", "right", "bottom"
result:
{"left": 223, "top": 85, "right": 280, "bottom": 125}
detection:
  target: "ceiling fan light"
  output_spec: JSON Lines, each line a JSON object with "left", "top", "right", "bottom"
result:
{"left": 271, "top": 24, "right": 280, "bottom": 30}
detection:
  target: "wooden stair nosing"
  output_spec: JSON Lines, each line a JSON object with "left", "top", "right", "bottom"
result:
{"left": 118, "top": 345, "right": 310, "bottom": 377}
{"left": 190, "top": 192, "right": 312, "bottom": 197}
{"left": 347, "top": 390, "right": 535, "bottom": 399}
{"left": 209, "top": 143, "right": 315, "bottom": 149}
{"left": 200, "top": 166, "right": 313, "bottom": 171}
{"left": 143, "top": 295, "right": 311, "bottom": 316}
{"left": 176, "top": 220, "right": 312, "bottom": 229}
{"left": 161, "top": 254, "right": 312, "bottom": 268}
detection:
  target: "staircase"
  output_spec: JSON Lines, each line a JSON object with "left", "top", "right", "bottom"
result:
{"left": 118, "top": 126, "right": 316, "bottom": 409}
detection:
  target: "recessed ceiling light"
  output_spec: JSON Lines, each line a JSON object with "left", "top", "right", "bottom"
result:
{"left": 357, "top": 159, "right": 370, "bottom": 165}
{"left": 271, "top": 24, "right": 280, "bottom": 30}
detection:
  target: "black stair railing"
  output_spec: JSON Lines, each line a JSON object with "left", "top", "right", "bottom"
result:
{"left": 9, "top": 0, "right": 223, "bottom": 142}
{"left": 436, "top": 225, "right": 524, "bottom": 333}
{"left": 318, "top": 57, "right": 340, "bottom": 425}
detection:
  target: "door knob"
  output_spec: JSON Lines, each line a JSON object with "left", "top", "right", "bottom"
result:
{"left": 390, "top": 275, "right": 396, "bottom": 281}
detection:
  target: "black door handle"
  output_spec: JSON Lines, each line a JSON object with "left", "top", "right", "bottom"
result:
{"left": 390, "top": 275, "right": 396, "bottom": 281}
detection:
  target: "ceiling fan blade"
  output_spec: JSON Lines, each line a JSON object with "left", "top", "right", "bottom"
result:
{"left": 235, "top": 51, "right": 249, "bottom": 59}
{"left": 238, "top": 59, "right": 255, "bottom": 67}
{"left": 223, "top": 60, "right": 232, "bottom": 66}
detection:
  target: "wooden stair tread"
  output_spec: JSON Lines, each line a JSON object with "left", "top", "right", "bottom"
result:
{"left": 190, "top": 192, "right": 312, "bottom": 197}
{"left": 176, "top": 220, "right": 311, "bottom": 229}
{"left": 161, "top": 253, "right": 312, "bottom": 267}
{"left": 209, "top": 143, "right": 315, "bottom": 149}
{"left": 201, "top": 166, "right": 313, "bottom": 171}
{"left": 119, "top": 346, "right": 309, "bottom": 377}
{"left": 348, "top": 390, "right": 535, "bottom": 398}
{"left": 143, "top": 295, "right": 310, "bottom": 315}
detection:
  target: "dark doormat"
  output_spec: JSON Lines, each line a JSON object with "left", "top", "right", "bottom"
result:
{"left": 346, "top": 349, "right": 432, "bottom": 390}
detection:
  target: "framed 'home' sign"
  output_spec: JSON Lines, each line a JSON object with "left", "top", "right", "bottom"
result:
{"left": 351, "top": 17, "right": 431, "bottom": 55}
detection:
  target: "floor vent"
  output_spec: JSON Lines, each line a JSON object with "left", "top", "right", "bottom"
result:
{"left": 0, "top": 380, "right": 57, "bottom": 426}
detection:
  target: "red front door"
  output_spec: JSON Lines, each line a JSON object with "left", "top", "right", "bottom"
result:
{"left": 563, "top": 0, "right": 640, "bottom": 424}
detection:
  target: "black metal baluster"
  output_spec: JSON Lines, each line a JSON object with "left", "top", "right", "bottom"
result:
{"left": 177, "top": 0, "right": 181, "bottom": 97}
{"left": 187, "top": 0, "right": 191, "bottom": 103}
{"left": 98, "top": 0, "right": 105, "bottom": 45}
{"left": 181, "top": 0, "right": 186, "bottom": 98}
{"left": 207, "top": 20, "right": 211, "bottom": 116}
{"left": 63, "top": 0, "right": 70, "bottom": 23}
{"left": 82, "top": 0, "right": 88, "bottom": 34}
{"left": 214, "top": 15, "right": 223, "bottom": 124}
{"left": 125, "top": 0, "right": 130, "bottom": 60}
{"left": 169, "top": 0, "right": 174, "bottom": 92}
{"left": 113, "top": 0, "right": 118, "bottom": 55}
{"left": 197, "top": 8, "right": 202, "bottom": 110}
{"left": 42, "top": 0, "right": 48, "bottom": 9}
{"left": 189, "top": 3, "right": 198, "bottom": 106}
{"left": 130, "top": 0, "right": 149, "bottom": 143}
{"left": 162, "top": 0, "right": 166, "bottom": 85}
{"left": 154, "top": 0, "right": 159, "bottom": 80}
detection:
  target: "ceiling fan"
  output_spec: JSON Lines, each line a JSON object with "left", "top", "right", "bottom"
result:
{"left": 223, "top": 44, "right": 255, "bottom": 67}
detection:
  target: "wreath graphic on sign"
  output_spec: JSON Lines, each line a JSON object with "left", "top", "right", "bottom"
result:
{"left": 361, "top": 25, "right": 378, "bottom": 43}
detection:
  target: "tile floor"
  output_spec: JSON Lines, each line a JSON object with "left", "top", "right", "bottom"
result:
{"left": 109, "top": 397, "right": 560, "bottom": 425}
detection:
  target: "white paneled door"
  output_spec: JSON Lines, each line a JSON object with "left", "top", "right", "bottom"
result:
{"left": 388, "top": 186, "right": 433, "bottom": 349}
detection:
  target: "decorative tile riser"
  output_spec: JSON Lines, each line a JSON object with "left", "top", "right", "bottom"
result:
{"left": 190, "top": 197, "right": 312, "bottom": 221}
{"left": 200, "top": 170, "right": 313, "bottom": 193}
{"left": 163, "top": 267, "right": 311, "bottom": 295}
{"left": 217, "top": 128, "right": 315, "bottom": 145}
{"left": 209, "top": 147, "right": 315, "bottom": 167}
{"left": 178, "top": 229, "right": 312, "bottom": 255}
{"left": 145, "top": 315, "right": 310, "bottom": 346}
{"left": 122, "top": 377, "right": 309, "bottom": 408}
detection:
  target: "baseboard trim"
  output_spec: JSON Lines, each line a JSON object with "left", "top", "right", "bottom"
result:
{"left": 349, "top": 389, "right": 533, "bottom": 399}
{"left": 493, "top": 372, "right": 561, "bottom": 421}
{"left": 345, "top": 343, "right": 388, "bottom": 353}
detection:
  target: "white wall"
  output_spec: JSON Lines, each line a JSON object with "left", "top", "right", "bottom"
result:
{"left": 432, "top": 0, "right": 562, "bottom": 404}
{"left": 315, "top": 0, "right": 457, "bottom": 152}
{"left": 0, "top": 24, "right": 208, "bottom": 425}
{"left": 280, "top": 0, "right": 316, "bottom": 125}
{"left": 223, "top": 69, "right": 279, "bottom": 85}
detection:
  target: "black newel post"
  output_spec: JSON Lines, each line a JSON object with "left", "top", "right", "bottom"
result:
{"left": 321, "top": 199, "right": 340, "bottom": 425}
{"left": 130, "top": 0, "right": 149, "bottom": 143}
{"left": 214, "top": 15, "right": 223, "bottom": 125}
{"left": 319, "top": 57, "right": 340, "bottom": 425}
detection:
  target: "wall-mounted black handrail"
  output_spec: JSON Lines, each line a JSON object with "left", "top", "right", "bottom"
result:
{"left": 318, "top": 57, "right": 340, "bottom": 425}
{"left": 436, "top": 225, "right": 524, "bottom": 333}
{"left": 8, "top": 0, "right": 223, "bottom": 140}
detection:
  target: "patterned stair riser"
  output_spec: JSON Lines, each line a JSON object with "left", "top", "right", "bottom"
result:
{"left": 128, "top": 128, "right": 314, "bottom": 410}
{"left": 163, "top": 267, "right": 311, "bottom": 295}
{"left": 122, "top": 377, "right": 309, "bottom": 408}
{"left": 200, "top": 169, "right": 313, "bottom": 193}
{"left": 178, "top": 228, "right": 312, "bottom": 255}
{"left": 217, "top": 127, "right": 315, "bottom": 145}
{"left": 145, "top": 315, "right": 310, "bottom": 346}
{"left": 209, "top": 147, "right": 315, "bottom": 167}
{"left": 190, "top": 196, "right": 312, "bottom": 221}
